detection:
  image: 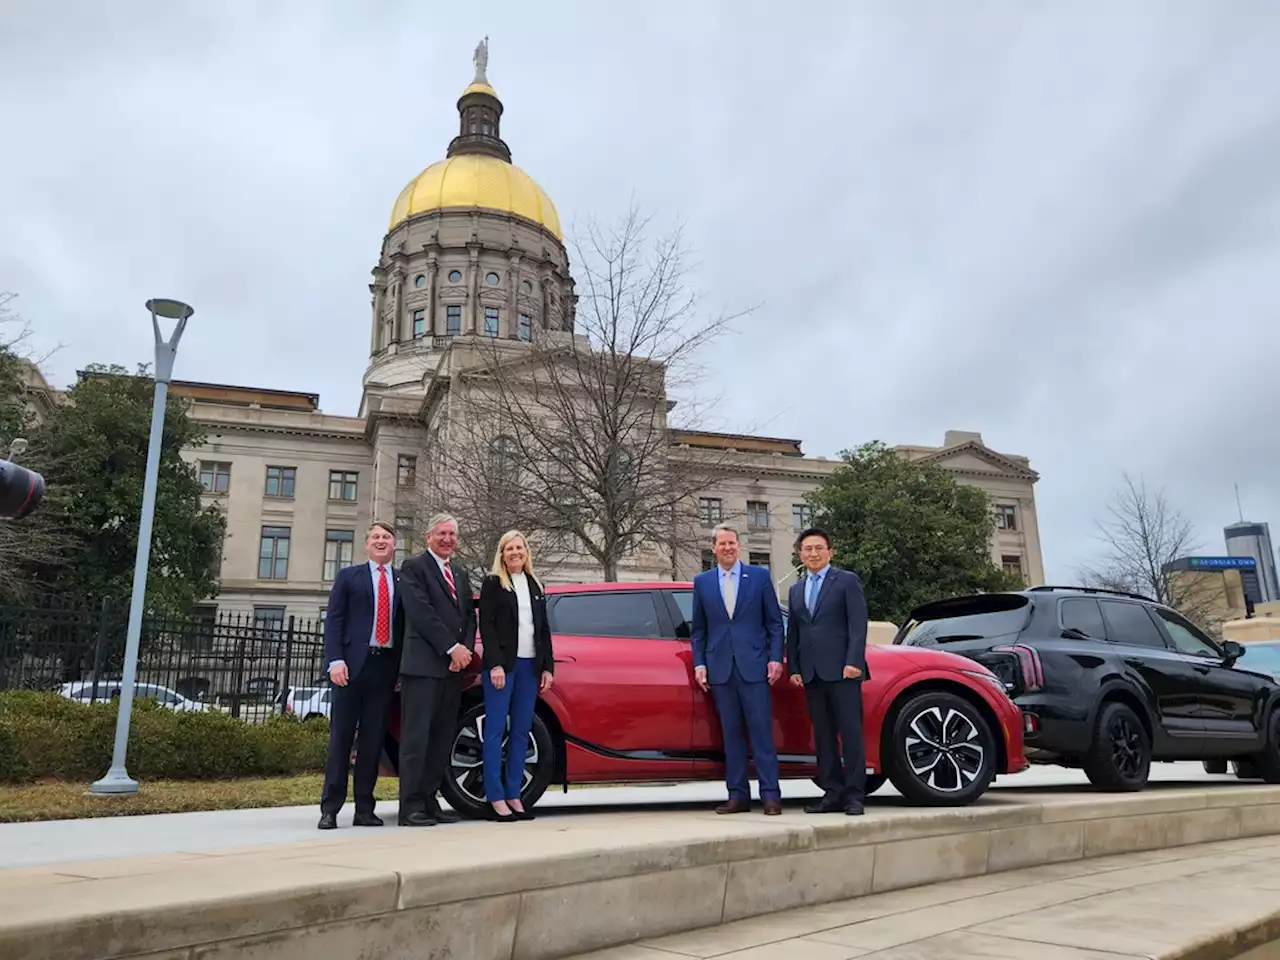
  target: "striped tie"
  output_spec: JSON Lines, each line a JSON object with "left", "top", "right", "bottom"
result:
{"left": 442, "top": 559, "right": 457, "bottom": 601}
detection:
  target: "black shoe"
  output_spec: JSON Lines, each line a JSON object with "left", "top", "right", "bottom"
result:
{"left": 353, "top": 812, "right": 384, "bottom": 827}
{"left": 317, "top": 813, "right": 338, "bottom": 830}
{"left": 487, "top": 805, "right": 518, "bottom": 823}
{"left": 804, "top": 798, "right": 845, "bottom": 814}
{"left": 510, "top": 807, "right": 536, "bottom": 821}
{"left": 845, "top": 802, "right": 865, "bottom": 816}
{"left": 398, "top": 811, "right": 437, "bottom": 827}
{"left": 427, "top": 806, "right": 460, "bottom": 824}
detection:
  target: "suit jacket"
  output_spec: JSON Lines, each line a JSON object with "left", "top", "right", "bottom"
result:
{"left": 478, "top": 573, "right": 554, "bottom": 675}
{"left": 690, "top": 563, "right": 784, "bottom": 685}
{"left": 322, "top": 562, "right": 404, "bottom": 681}
{"left": 786, "top": 566, "right": 870, "bottom": 684}
{"left": 398, "top": 552, "right": 477, "bottom": 678}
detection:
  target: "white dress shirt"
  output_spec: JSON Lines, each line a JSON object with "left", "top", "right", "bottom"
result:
{"left": 511, "top": 572, "right": 536, "bottom": 659}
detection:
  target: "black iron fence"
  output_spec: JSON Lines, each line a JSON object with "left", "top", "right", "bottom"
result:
{"left": 0, "top": 598, "right": 328, "bottom": 723}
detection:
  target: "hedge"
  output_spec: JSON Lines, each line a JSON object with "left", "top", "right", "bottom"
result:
{"left": 0, "top": 691, "right": 330, "bottom": 783}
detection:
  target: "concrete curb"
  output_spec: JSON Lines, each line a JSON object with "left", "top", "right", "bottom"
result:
{"left": 3, "top": 786, "right": 1280, "bottom": 960}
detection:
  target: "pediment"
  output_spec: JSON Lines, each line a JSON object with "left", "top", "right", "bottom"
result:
{"left": 919, "top": 441, "right": 1038, "bottom": 480}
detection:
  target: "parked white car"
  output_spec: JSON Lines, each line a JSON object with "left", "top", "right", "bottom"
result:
{"left": 280, "top": 685, "right": 332, "bottom": 721}
{"left": 59, "top": 680, "right": 211, "bottom": 712}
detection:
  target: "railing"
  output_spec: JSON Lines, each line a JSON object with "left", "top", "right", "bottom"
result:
{"left": 0, "top": 598, "right": 327, "bottom": 723}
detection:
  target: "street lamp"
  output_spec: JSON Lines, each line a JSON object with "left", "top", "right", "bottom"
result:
{"left": 91, "top": 298, "right": 194, "bottom": 795}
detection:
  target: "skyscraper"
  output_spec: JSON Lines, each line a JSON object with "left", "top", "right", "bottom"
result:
{"left": 1225, "top": 522, "right": 1280, "bottom": 604}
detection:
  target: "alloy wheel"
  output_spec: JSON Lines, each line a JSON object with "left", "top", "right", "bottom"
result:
{"left": 904, "top": 705, "right": 986, "bottom": 793}
{"left": 1107, "top": 714, "right": 1143, "bottom": 780}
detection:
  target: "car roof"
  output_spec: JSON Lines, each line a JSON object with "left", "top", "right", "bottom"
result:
{"left": 545, "top": 581, "right": 693, "bottom": 595}
{"left": 907, "top": 585, "right": 1159, "bottom": 621}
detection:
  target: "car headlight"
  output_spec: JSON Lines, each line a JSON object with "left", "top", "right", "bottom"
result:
{"left": 961, "top": 669, "right": 1010, "bottom": 694}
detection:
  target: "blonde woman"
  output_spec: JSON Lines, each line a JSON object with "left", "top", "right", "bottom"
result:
{"left": 478, "top": 531, "right": 554, "bottom": 821}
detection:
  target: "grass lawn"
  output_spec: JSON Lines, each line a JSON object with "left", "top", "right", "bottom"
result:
{"left": 0, "top": 775, "right": 400, "bottom": 823}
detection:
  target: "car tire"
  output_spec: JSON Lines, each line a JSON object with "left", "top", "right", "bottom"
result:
{"left": 1203, "top": 759, "right": 1228, "bottom": 775}
{"left": 882, "top": 691, "right": 996, "bottom": 806}
{"left": 1235, "top": 759, "right": 1261, "bottom": 780}
{"left": 1082, "top": 701, "right": 1150, "bottom": 791}
{"left": 438, "top": 700, "right": 556, "bottom": 820}
{"left": 1247, "top": 710, "right": 1280, "bottom": 784}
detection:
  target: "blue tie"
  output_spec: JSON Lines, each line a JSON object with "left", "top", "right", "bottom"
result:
{"left": 807, "top": 574, "right": 821, "bottom": 614}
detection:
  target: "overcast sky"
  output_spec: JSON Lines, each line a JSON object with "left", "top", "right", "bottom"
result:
{"left": 3, "top": 1, "right": 1279, "bottom": 581}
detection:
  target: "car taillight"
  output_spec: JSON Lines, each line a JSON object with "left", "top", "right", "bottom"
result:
{"left": 991, "top": 643, "right": 1043, "bottom": 692}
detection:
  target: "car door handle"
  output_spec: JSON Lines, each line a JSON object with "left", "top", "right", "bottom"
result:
{"left": 554, "top": 656, "right": 576, "bottom": 664}
{"left": 1193, "top": 665, "right": 1211, "bottom": 674}
{"left": 1124, "top": 658, "right": 1145, "bottom": 669}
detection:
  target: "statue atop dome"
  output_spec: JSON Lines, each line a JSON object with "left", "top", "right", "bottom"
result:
{"left": 473, "top": 36, "right": 489, "bottom": 85}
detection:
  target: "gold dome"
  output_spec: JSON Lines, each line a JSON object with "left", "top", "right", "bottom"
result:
{"left": 388, "top": 154, "right": 562, "bottom": 240}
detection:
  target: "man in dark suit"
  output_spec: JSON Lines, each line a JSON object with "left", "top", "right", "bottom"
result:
{"left": 396, "top": 512, "right": 476, "bottom": 826}
{"left": 318, "top": 520, "right": 403, "bottom": 829}
{"left": 786, "top": 527, "right": 870, "bottom": 816}
{"left": 691, "top": 524, "right": 786, "bottom": 815}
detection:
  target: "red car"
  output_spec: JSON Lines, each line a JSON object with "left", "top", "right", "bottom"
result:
{"left": 383, "top": 581, "right": 1026, "bottom": 818}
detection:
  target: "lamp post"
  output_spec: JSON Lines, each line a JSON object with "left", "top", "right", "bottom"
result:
{"left": 91, "top": 298, "right": 194, "bottom": 795}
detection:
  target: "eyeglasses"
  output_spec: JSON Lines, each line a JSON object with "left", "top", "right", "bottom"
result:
{"left": 798, "top": 545, "right": 829, "bottom": 554}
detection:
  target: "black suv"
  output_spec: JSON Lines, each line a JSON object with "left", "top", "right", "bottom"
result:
{"left": 893, "top": 585, "right": 1280, "bottom": 791}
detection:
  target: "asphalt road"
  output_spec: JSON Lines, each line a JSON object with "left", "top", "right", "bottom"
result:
{"left": 0, "top": 761, "right": 1240, "bottom": 870}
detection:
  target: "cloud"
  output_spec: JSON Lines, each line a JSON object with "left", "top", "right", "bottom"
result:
{"left": 3, "top": 0, "right": 1280, "bottom": 580}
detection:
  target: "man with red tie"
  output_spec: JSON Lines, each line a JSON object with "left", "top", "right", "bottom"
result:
{"left": 319, "top": 521, "right": 403, "bottom": 829}
{"left": 396, "top": 513, "right": 477, "bottom": 826}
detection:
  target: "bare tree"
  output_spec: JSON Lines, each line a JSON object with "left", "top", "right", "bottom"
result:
{"left": 417, "top": 207, "right": 745, "bottom": 581}
{"left": 1079, "top": 474, "right": 1223, "bottom": 630}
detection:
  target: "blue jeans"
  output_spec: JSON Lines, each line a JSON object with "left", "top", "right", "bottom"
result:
{"left": 482, "top": 657, "right": 538, "bottom": 802}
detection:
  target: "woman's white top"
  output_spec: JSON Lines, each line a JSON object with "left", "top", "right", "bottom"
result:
{"left": 511, "top": 572, "right": 536, "bottom": 659}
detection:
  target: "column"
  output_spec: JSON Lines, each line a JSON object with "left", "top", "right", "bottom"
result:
{"left": 425, "top": 258, "right": 438, "bottom": 338}
{"left": 507, "top": 254, "right": 521, "bottom": 338}
{"left": 369, "top": 284, "right": 384, "bottom": 354}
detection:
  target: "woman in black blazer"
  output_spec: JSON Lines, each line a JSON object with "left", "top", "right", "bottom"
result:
{"left": 478, "top": 530, "right": 554, "bottom": 822}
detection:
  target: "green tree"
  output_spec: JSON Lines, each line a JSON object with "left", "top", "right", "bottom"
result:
{"left": 33, "top": 364, "right": 225, "bottom": 611}
{"left": 806, "top": 441, "right": 1023, "bottom": 625}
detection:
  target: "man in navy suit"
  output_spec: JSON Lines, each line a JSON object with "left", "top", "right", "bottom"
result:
{"left": 786, "top": 527, "right": 870, "bottom": 815}
{"left": 318, "top": 521, "right": 403, "bottom": 829}
{"left": 691, "top": 524, "right": 786, "bottom": 815}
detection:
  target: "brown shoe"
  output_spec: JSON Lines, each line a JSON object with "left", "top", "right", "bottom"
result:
{"left": 715, "top": 798, "right": 750, "bottom": 815}
{"left": 763, "top": 799, "right": 783, "bottom": 816}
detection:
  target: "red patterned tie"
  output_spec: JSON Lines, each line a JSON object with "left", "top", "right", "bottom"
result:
{"left": 442, "top": 559, "right": 457, "bottom": 601}
{"left": 375, "top": 565, "right": 391, "bottom": 646}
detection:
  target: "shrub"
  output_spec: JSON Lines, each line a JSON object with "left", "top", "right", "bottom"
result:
{"left": 0, "top": 691, "right": 330, "bottom": 783}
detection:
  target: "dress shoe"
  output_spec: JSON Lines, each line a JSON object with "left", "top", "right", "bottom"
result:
{"left": 763, "top": 798, "right": 783, "bottom": 816}
{"left": 426, "top": 806, "right": 460, "bottom": 825}
{"left": 317, "top": 813, "right": 337, "bottom": 830}
{"left": 845, "top": 802, "right": 865, "bottom": 816}
{"left": 487, "top": 806, "right": 518, "bottom": 823}
{"left": 510, "top": 807, "right": 536, "bottom": 821}
{"left": 715, "top": 798, "right": 750, "bottom": 815}
{"left": 804, "top": 798, "right": 845, "bottom": 814}
{"left": 353, "top": 812, "right": 384, "bottom": 827}
{"left": 397, "top": 811, "right": 437, "bottom": 827}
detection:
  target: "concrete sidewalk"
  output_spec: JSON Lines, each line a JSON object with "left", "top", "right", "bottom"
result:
{"left": 570, "top": 834, "right": 1280, "bottom": 959}
{"left": 3, "top": 783, "right": 1280, "bottom": 960}
{"left": 0, "top": 762, "right": 1231, "bottom": 869}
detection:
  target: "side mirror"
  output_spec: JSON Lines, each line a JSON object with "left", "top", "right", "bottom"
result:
{"left": 1223, "top": 640, "right": 1246, "bottom": 663}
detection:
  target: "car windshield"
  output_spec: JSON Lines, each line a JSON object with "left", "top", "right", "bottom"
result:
{"left": 1239, "top": 642, "right": 1280, "bottom": 679}
{"left": 898, "top": 594, "right": 1031, "bottom": 647}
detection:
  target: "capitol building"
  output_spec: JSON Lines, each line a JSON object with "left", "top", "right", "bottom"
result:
{"left": 149, "top": 49, "right": 1046, "bottom": 627}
